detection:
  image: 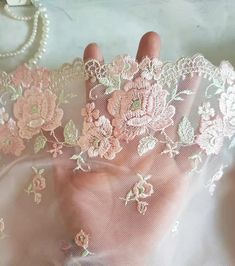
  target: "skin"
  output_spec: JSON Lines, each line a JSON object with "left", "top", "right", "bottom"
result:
{"left": 54, "top": 32, "right": 198, "bottom": 265}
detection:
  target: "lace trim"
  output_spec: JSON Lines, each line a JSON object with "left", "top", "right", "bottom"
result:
{"left": 0, "top": 54, "right": 234, "bottom": 174}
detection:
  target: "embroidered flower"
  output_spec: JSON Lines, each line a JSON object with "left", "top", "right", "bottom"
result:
{"left": 81, "top": 102, "right": 100, "bottom": 123}
{"left": 133, "top": 179, "right": 154, "bottom": 199}
{"left": 120, "top": 173, "right": 154, "bottom": 215}
{"left": 13, "top": 88, "right": 63, "bottom": 139}
{"left": 137, "top": 201, "right": 148, "bottom": 215}
{"left": 198, "top": 102, "right": 215, "bottom": 121}
{"left": 0, "top": 107, "right": 9, "bottom": 125}
{"left": 32, "top": 174, "right": 46, "bottom": 192}
{"left": 219, "top": 61, "right": 235, "bottom": 85}
{"left": 25, "top": 167, "right": 46, "bottom": 204}
{"left": 219, "top": 85, "right": 235, "bottom": 137}
{"left": 47, "top": 143, "right": 63, "bottom": 158}
{"left": 11, "top": 65, "right": 33, "bottom": 89}
{"left": 11, "top": 64, "right": 51, "bottom": 89}
{"left": 195, "top": 116, "right": 224, "bottom": 155}
{"left": 0, "top": 119, "right": 25, "bottom": 156}
{"left": 107, "top": 77, "right": 175, "bottom": 141}
{"left": 108, "top": 55, "right": 139, "bottom": 80}
{"left": 0, "top": 218, "right": 5, "bottom": 233}
{"left": 139, "top": 57, "right": 163, "bottom": 80}
{"left": 79, "top": 115, "right": 122, "bottom": 160}
{"left": 75, "top": 230, "right": 89, "bottom": 250}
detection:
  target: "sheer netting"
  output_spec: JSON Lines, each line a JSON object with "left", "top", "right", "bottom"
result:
{"left": 0, "top": 54, "right": 235, "bottom": 265}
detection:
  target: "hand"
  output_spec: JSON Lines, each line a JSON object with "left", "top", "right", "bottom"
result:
{"left": 54, "top": 32, "right": 196, "bottom": 266}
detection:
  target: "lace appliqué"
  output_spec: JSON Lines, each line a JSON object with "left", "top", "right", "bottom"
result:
{"left": 25, "top": 167, "right": 46, "bottom": 204}
{"left": 120, "top": 173, "right": 154, "bottom": 215}
{"left": 61, "top": 230, "right": 94, "bottom": 257}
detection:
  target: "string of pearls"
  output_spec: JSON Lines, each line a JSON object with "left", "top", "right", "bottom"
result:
{"left": 0, "top": 0, "right": 49, "bottom": 67}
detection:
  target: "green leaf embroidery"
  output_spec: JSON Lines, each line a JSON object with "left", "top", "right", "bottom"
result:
{"left": 137, "top": 136, "right": 158, "bottom": 156}
{"left": 81, "top": 249, "right": 90, "bottom": 257}
{"left": 39, "top": 169, "right": 45, "bottom": 175}
{"left": 178, "top": 117, "right": 195, "bottom": 144}
{"left": 8, "top": 85, "right": 22, "bottom": 101}
{"left": 99, "top": 75, "right": 121, "bottom": 94}
{"left": 34, "top": 135, "right": 47, "bottom": 153}
{"left": 64, "top": 120, "right": 78, "bottom": 145}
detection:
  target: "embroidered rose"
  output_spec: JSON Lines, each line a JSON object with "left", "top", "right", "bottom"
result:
{"left": 219, "top": 61, "right": 235, "bottom": 85}
{"left": 108, "top": 55, "right": 139, "bottom": 80}
{"left": 198, "top": 102, "right": 215, "bottom": 121}
{"left": 219, "top": 85, "right": 235, "bottom": 137}
{"left": 75, "top": 230, "right": 89, "bottom": 250}
{"left": 0, "top": 119, "right": 25, "bottom": 156}
{"left": 78, "top": 115, "right": 122, "bottom": 160}
{"left": 0, "top": 218, "right": 5, "bottom": 233}
{"left": 133, "top": 180, "right": 154, "bottom": 199}
{"left": 107, "top": 77, "right": 175, "bottom": 141}
{"left": 13, "top": 88, "right": 63, "bottom": 139}
{"left": 139, "top": 57, "right": 163, "bottom": 80}
{"left": 12, "top": 64, "right": 51, "bottom": 89}
{"left": 195, "top": 116, "right": 224, "bottom": 155}
{"left": 32, "top": 174, "right": 46, "bottom": 191}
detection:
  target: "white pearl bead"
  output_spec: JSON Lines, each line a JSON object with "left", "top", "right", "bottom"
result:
{"left": 0, "top": 1, "right": 49, "bottom": 65}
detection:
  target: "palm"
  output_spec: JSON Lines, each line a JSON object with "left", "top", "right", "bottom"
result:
{"left": 53, "top": 32, "right": 192, "bottom": 265}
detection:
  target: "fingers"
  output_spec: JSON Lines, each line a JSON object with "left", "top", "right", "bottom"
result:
{"left": 83, "top": 43, "right": 104, "bottom": 102}
{"left": 136, "top": 31, "right": 161, "bottom": 62}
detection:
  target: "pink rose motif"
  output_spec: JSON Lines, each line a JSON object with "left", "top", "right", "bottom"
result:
{"left": 107, "top": 77, "right": 175, "bottom": 141}
{"left": 75, "top": 230, "right": 89, "bottom": 250}
{"left": 133, "top": 180, "right": 154, "bottom": 199}
{"left": 195, "top": 116, "right": 224, "bottom": 155}
{"left": 11, "top": 64, "right": 51, "bottom": 89}
{"left": 78, "top": 115, "right": 122, "bottom": 160}
{"left": 219, "top": 85, "right": 235, "bottom": 137}
{"left": 0, "top": 119, "right": 25, "bottom": 156}
{"left": 13, "top": 88, "right": 63, "bottom": 139}
{"left": 11, "top": 65, "right": 33, "bottom": 89}
{"left": 32, "top": 174, "right": 46, "bottom": 191}
{"left": 108, "top": 55, "right": 139, "bottom": 80}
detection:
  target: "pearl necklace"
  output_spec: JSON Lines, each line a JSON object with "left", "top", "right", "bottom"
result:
{"left": 0, "top": 0, "right": 49, "bottom": 67}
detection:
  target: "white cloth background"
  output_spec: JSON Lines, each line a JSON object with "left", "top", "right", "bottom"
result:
{"left": 0, "top": 1, "right": 235, "bottom": 265}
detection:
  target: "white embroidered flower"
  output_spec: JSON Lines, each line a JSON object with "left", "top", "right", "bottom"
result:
{"left": 196, "top": 117, "right": 224, "bottom": 155}
{"left": 139, "top": 57, "right": 163, "bottom": 80}
{"left": 198, "top": 102, "right": 215, "bottom": 121}
{"left": 220, "top": 61, "right": 235, "bottom": 85}
{"left": 120, "top": 173, "right": 154, "bottom": 215}
{"left": 0, "top": 107, "right": 9, "bottom": 125}
{"left": 219, "top": 85, "right": 235, "bottom": 137}
{"left": 161, "top": 143, "right": 179, "bottom": 158}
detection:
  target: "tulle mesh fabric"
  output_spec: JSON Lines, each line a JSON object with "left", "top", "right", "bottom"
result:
{"left": 0, "top": 54, "right": 234, "bottom": 265}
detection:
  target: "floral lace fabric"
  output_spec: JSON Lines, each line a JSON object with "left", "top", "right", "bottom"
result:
{"left": 0, "top": 54, "right": 235, "bottom": 265}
